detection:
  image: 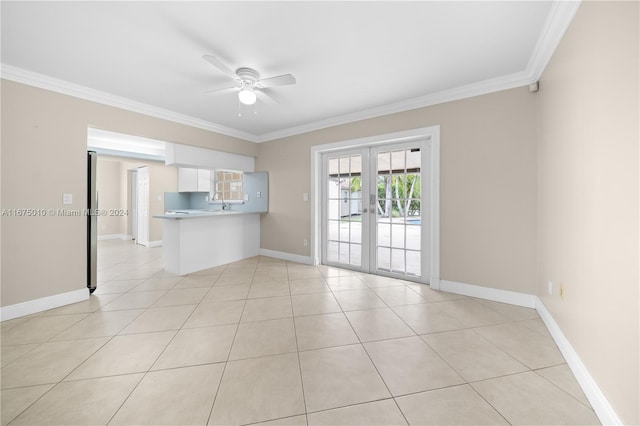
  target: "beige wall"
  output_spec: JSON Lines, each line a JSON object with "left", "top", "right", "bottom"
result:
{"left": 148, "top": 162, "right": 177, "bottom": 242}
{"left": 258, "top": 86, "right": 538, "bottom": 294}
{"left": 1, "top": 5, "right": 637, "bottom": 421}
{"left": 96, "top": 157, "right": 123, "bottom": 237}
{"left": 0, "top": 80, "right": 256, "bottom": 308}
{"left": 537, "top": 2, "right": 639, "bottom": 424}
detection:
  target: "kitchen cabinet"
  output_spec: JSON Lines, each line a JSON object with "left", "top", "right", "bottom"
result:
{"left": 178, "top": 167, "right": 211, "bottom": 192}
{"left": 197, "top": 169, "right": 211, "bottom": 191}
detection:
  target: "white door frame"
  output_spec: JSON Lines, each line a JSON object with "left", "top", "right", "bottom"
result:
{"left": 310, "top": 126, "right": 441, "bottom": 289}
{"left": 129, "top": 169, "right": 138, "bottom": 241}
{"left": 136, "top": 166, "right": 150, "bottom": 247}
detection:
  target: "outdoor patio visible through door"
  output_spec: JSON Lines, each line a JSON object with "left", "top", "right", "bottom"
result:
{"left": 322, "top": 139, "right": 430, "bottom": 282}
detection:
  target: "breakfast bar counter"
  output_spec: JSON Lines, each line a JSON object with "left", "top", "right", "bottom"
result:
{"left": 153, "top": 210, "right": 260, "bottom": 275}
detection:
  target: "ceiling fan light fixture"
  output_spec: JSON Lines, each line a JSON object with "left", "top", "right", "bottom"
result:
{"left": 238, "top": 88, "right": 257, "bottom": 105}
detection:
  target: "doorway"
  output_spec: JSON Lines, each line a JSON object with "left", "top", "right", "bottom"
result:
{"left": 312, "top": 126, "right": 440, "bottom": 287}
{"left": 322, "top": 140, "right": 429, "bottom": 281}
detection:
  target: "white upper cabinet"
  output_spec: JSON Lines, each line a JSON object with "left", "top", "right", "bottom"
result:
{"left": 178, "top": 167, "right": 210, "bottom": 192}
{"left": 197, "top": 169, "right": 211, "bottom": 191}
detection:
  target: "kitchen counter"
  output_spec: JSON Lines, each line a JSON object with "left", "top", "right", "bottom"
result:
{"left": 153, "top": 209, "right": 256, "bottom": 220}
{"left": 154, "top": 210, "right": 261, "bottom": 274}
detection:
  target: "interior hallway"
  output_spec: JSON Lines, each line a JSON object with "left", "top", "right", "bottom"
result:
{"left": 1, "top": 240, "right": 599, "bottom": 425}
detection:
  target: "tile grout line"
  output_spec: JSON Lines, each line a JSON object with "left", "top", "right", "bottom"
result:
{"left": 205, "top": 264, "right": 252, "bottom": 426}
{"left": 336, "top": 279, "right": 412, "bottom": 425}
{"left": 286, "top": 261, "right": 310, "bottom": 424}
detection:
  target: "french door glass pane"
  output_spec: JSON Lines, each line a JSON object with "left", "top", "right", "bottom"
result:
{"left": 406, "top": 225, "right": 421, "bottom": 250}
{"left": 406, "top": 250, "right": 421, "bottom": 276}
{"left": 339, "top": 242, "right": 350, "bottom": 264}
{"left": 391, "top": 249, "right": 405, "bottom": 273}
{"left": 377, "top": 223, "right": 390, "bottom": 246}
{"left": 327, "top": 241, "right": 338, "bottom": 263}
{"left": 375, "top": 147, "right": 422, "bottom": 277}
{"left": 328, "top": 220, "right": 339, "bottom": 240}
{"left": 327, "top": 197, "right": 339, "bottom": 220}
{"left": 391, "top": 224, "right": 405, "bottom": 248}
{"left": 326, "top": 153, "right": 363, "bottom": 268}
{"left": 350, "top": 222, "right": 362, "bottom": 244}
{"left": 377, "top": 247, "right": 390, "bottom": 271}
{"left": 350, "top": 244, "right": 361, "bottom": 266}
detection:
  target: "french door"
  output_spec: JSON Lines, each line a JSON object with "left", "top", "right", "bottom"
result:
{"left": 322, "top": 140, "right": 430, "bottom": 282}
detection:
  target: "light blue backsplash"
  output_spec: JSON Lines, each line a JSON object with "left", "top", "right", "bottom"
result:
{"left": 230, "top": 171, "right": 268, "bottom": 213}
{"left": 164, "top": 171, "right": 268, "bottom": 213}
{"left": 164, "top": 192, "right": 190, "bottom": 211}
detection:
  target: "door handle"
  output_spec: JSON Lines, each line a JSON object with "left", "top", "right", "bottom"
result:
{"left": 363, "top": 208, "right": 368, "bottom": 213}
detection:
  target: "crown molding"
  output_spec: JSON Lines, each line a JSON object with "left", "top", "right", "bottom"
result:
{"left": 254, "top": 70, "right": 534, "bottom": 142}
{"left": 0, "top": 64, "right": 262, "bottom": 143}
{"left": 527, "top": 0, "right": 582, "bottom": 81}
{"left": 1, "top": 1, "right": 580, "bottom": 144}
{"left": 255, "top": 1, "right": 582, "bottom": 143}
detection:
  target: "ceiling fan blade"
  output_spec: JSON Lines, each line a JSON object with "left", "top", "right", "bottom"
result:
{"left": 205, "top": 86, "right": 239, "bottom": 96}
{"left": 256, "top": 89, "right": 280, "bottom": 105}
{"left": 256, "top": 74, "right": 296, "bottom": 88}
{"left": 202, "top": 55, "right": 237, "bottom": 79}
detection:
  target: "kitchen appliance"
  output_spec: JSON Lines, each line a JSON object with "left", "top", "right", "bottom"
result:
{"left": 87, "top": 151, "right": 98, "bottom": 293}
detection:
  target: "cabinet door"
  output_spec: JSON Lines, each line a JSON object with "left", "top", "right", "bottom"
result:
{"left": 197, "top": 169, "right": 211, "bottom": 192}
{"left": 178, "top": 167, "right": 198, "bottom": 192}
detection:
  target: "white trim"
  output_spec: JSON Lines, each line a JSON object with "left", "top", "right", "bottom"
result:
{"left": 434, "top": 278, "right": 620, "bottom": 425}
{"left": 429, "top": 127, "right": 441, "bottom": 290}
{"left": 0, "top": 64, "right": 259, "bottom": 143}
{"left": 310, "top": 126, "right": 440, "bottom": 287}
{"left": 97, "top": 234, "right": 131, "bottom": 241}
{"left": 259, "top": 71, "right": 534, "bottom": 143}
{"left": 440, "top": 279, "right": 537, "bottom": 308}
{"left": 135, "top": 240, "right": 162, "bottom": 248}
{"left": 527, "top": 1, "right": 582, "bottom": 82}
{"left": 0, "top": 5, "right": 579, "bottom": 145}
{"left": 258, "top": 248, "right": 312, "bottom": 265}
{"left": 0, "top": 288, "right": 89, "bottom": 321}
{"left": 536, "top": 298, "right": 622, "bottom": 426}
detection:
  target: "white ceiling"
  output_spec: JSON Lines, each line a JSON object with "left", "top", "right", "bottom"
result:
{"left": 1, "top": 1, "right": 579, "bottom": 143}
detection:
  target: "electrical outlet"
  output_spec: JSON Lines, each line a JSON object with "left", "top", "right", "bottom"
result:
{"left": 303, "top": 192, "right": 309, "bottom": 201}
{"left": 548, "top": 281, "right": 553, "bottom": 295}
{"left": 303, "top": 239, "right": 308, "bottom": 247}
{"left": 205, "top": 195, "right": 209, "bottom": 202}
{"left": 559, "top": 283, "right": 565, "bottom": 300}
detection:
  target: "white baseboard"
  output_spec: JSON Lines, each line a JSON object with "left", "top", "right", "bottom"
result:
{"left": 137, "top": 240, "right": 162, "bottom": 248}
{"left": 535, "top": 299, "right": 621, "bottom": 426}
{"left": 259, "top": 248, "right": 312, "bottom": 265}
{"left": 436, "top": 279, "right": 619, "bottom": 424}
{"left": 440, "top": 279, "right": 537, "bottom": 308}
{"left": 0, "top": 288, "right": 89, "bottom": 321}
{"left": 98, "top": 234, "right": 133, "bottom": 241}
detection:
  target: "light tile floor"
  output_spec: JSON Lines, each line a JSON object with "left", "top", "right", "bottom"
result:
{"left": 1, "top": 240, "right": 600, "bottom": 425}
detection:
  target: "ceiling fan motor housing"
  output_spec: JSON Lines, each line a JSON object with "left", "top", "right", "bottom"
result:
{"left": 236, "top": 68, "right": 259, "bottom": 83}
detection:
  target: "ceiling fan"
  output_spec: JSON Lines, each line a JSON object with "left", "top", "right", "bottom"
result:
{"left": 203, "top": 54, "right": 296, "bottom": 106}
